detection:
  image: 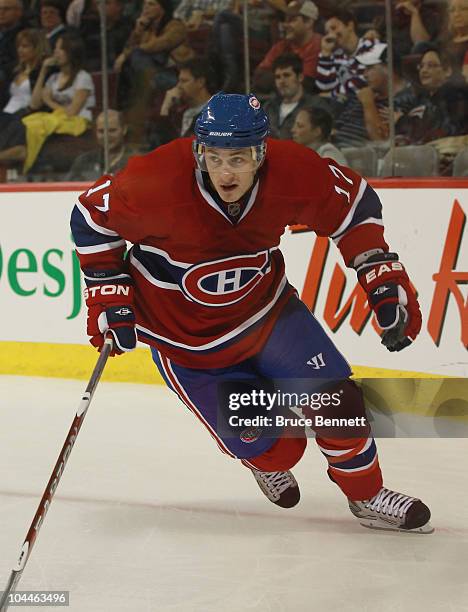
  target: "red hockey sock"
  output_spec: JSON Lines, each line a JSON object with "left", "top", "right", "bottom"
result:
{"left": 317, "top": 436, "right": 383, "bottom": 501}
{"left": 244, "top": 426, "right": 307, "bottom": 471}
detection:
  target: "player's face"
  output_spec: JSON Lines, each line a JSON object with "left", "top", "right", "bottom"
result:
{"left": 205, "top": 147, "right": 257, "bottom": 202}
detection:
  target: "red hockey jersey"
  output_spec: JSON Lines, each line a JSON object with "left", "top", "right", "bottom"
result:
{"left": 71, "top": 137, "right": 388, "bottom": 368}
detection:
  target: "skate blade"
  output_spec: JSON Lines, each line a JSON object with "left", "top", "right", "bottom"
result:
{"left": 358, "top": 519, "right": 434, "bottom": 534}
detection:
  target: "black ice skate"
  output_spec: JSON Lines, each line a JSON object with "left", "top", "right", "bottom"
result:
{"left": 349, "top": 486, "right": 433, "bottom": 533}
{"left": 251, "top": 469, "right": 300, "bottom": 508}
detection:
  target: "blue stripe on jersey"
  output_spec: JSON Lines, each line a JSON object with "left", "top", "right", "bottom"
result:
{"left": 131, "top": 245, "right": 185, "bottom": 285}
{"left": 334, "top": 185, "right": 382, "bottom": 240}
{"left": 71, "top": 205, "right": 123, "bottom": 248}
{"left": 325, "top": 439, "right": 377, "bottom": 471}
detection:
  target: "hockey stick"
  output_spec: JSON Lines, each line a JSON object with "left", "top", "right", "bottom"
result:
{"left": 0, "top": 337, "right": 113, "bottom": 612}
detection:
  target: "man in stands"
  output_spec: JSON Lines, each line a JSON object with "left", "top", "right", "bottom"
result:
{"left": 316, "top": 8, "right": 374, "bottom": 100}
{"left": 39, "top": 0, "right": 67, "bottom": 50}
{"left": 67, "top": 109, "right": 133, "bottom": 181}
{"left": 159, "top": 58, "right": 218, "bottom": 138}
{"left": 263, "top": 53, "right": 330, "bottom": 139}
{"left": 254, "top": 0, "right": 321, "bottom": 93}
{"left": 333, "top": 43, "right": 412, "bottom": 148}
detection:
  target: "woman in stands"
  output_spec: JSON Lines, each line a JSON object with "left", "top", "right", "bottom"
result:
{"left": 113, "top": 0, "right": 193, "bottom": 140}
{"left": 291, "top": 106, "right": 347, "bottom": 165}
{"left": 2, "top": 29, "right": 50, "bottom": 118}
{"left": 0, "top": 29, "right": 49, "bottom": 161}
{"left": 395, "top": 45, "right": 468, "bottom": 144}
{"left": 0, "top": 32, "right": 95, "bottom": 173}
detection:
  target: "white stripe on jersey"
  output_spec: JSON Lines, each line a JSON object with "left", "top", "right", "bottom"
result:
{"left": 76, "top": 201, "right": 120, "bottom": 236}
{"left": 333, "top": 218, "right": 384, "bottom": 246}
{"left": 75, "top": 239, "right": 126, "bottom": 254}
{"left": 139, "top": 243, "right": 192, "bottom": 268}
{"left": 330, "top": 178, "right": 368, "bottom": 239}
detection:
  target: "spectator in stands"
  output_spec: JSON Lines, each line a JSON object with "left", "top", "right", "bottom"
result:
{"left": 173, "top": 0, "right": 232, "bottom": 31}
{"left": 234, "top": 0, "right": 287, "bottom": 45}
{"left": 316, "top": 8, "right": 373, "bottom": 100}
{"left": 0, "top": 28, "right": 49, "bottom": 158}
{"left": 206, "top": 0, "right": 288, "bottom": 92}
{"left": 114, "top": 0, "right": 194, "bottom": 122}
{"left": 40, "top": 0, "right": 67, "bottom": 50}
{"left": 1, "top": 28, "right": 49, "bottom": 117}
{"left": 0, "top": 32, "right": 95, "bottom": 171}
{"left": 333, "top": 43, "right": 412, "bottom": 148}
{"left": 263, "top": 53, "right": 330, "bottom": 139}
{"left": 159, "top": 57, "right": 217, "bottom": 138}
{"left": 67, "top": 109, "right": 133, "bottom": 180}
{"left": 254, "top": 0, "right": 321, "bottom": 93}
{"left": 443, "top": 0, "right": 468, "bottom": 71}
{"left": 0, "top": 0, "right": 27, "bottom": 108}
{"left": 396, "top": 45, "right": 468, "bottom": 143}
{"left": 291, "top": 106, "right": 347, "bottom": 164}
{"left": 375, "top": 1, "right": 442, "bottom": 58}
{"left": 66, "top": 0, "right": 132, "bottom": 71}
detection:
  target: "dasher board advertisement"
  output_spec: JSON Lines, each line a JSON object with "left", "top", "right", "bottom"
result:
{"left": 0, "top": 183, "right": 466, "bottom": 376}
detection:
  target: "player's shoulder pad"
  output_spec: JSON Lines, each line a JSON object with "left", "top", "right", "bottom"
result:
{"left": 78, "top": 173, "right": 116, "bottom": 210}
{"left": 114, "top": 137, "right": 195, "bottom": 197}
{"left": 264, "top": 138, "right": 331, "bottom": 196}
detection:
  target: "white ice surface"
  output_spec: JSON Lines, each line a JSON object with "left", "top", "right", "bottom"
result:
{"left": 1, "top": 376, "right": 468, "bottom": 612}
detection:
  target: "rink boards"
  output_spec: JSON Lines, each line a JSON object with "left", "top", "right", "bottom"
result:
{"left": 0, "top": 180, "right": 467, "bottom": 380}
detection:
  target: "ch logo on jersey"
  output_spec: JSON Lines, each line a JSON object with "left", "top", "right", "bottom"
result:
{"left": 181, "top": 251, "right": 271, "bottom": 307}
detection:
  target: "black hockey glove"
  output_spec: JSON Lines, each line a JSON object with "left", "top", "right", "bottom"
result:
{"left": 357, "top": 252, "right": 422, "bottom": 352}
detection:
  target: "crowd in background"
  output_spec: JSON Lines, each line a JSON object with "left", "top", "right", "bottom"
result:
{"left": 0, "top": 0, "right": 467, "bottom": 181}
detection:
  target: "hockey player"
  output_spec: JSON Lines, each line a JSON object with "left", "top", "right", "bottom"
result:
{"left": 71, "top": 93, "right": 432, "bottom": 533}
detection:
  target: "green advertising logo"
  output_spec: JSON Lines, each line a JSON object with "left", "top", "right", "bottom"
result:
{"left": 0, "top": 235, "right": 82, "bottom": 319}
